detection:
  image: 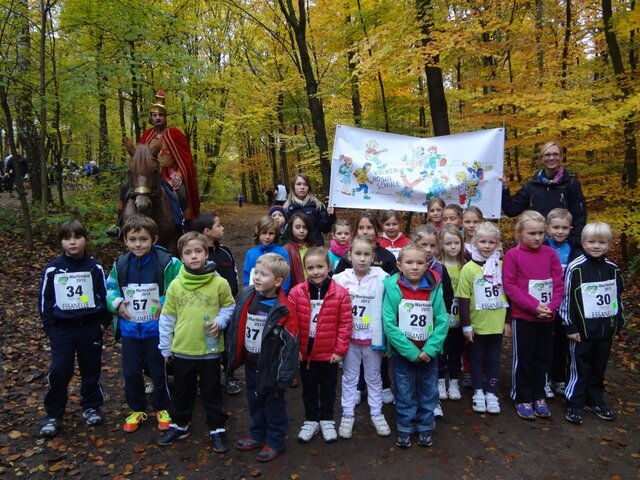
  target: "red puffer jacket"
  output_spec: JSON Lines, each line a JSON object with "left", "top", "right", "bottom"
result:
{"left": 288, "top": 279, "right": 353, "bottom": 362}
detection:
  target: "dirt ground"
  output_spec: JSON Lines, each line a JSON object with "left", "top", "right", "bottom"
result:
{"left": 0, "top": 200, "right": 638, "bottom": 480}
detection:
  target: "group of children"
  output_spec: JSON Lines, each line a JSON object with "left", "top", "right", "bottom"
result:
{"left": 38, "top": 195, "right": 624, "bottom": 460}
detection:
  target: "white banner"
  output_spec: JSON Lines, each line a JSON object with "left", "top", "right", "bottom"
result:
{"left": 328, "top": 125, "right": 504, "bottom": 219}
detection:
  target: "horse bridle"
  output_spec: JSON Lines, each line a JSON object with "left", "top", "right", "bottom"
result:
{"left": 128, "top": 169, "right": 160, "bottom": 199}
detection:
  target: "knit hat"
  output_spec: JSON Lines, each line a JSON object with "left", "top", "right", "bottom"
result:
{"left": 268, "top": 205, "right": 287, "bottom": 220}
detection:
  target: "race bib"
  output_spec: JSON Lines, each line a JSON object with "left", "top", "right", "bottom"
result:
{"left": 123, "top": 283, "right": 160, "bottom": 322}
{"left": 386, "top": 247, "right": 401, "bottom": 259}
{"left": 53, "top": 272, "right": 96, "bottom": 310}
{"left": 398, "top": 299, "right": 433, "bottom": 342}
{"left": 309, "top": 299, "right": 322, "bottom": 338}
{"left": 528, "top": 279, "right": 553, "bottom": 303}
{"left": 351, "top": 293, "right": 374, "bottom": 332}
{"left": 448, "top": 297, "right": 460, "bottom": 328}
{"left": 245, "top": 313, "right": 266, "bottom": 354}
{"left": 581, "top": 280, "right": 618, "bottom": 319}
{"left": 473, "top": 276, "right": 509, "bottom": 310}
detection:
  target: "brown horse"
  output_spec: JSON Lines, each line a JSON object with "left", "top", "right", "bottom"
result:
{"left": 123, "top": 138, "right": 180, "bottom": 254}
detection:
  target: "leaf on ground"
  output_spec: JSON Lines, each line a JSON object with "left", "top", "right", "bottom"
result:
{"left": 249, "top": 468, "right": 261, "bottom": 476}
{"left": 123, "top": 463, "right": 134, "bottom": 475}
{"left": 308, "top": 448, "right": 320, "bottom": 456}
{"left": 8, "top": 430, "right": 21, "bottom": 439}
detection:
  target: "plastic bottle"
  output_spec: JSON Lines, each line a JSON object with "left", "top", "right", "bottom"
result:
{"left": 203, "top": 315, "right": 216, "bottom": 352}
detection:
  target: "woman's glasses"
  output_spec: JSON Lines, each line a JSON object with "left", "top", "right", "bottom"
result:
{"left": 542, "top": 152, "right": 562, "bottom": 158}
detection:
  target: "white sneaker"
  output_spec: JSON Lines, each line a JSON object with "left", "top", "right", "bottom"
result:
{"left": 434, "top": 402, "right": 444, "bottom": 418}
{"left": 382, "top": 388, "right": 394, "bottom": 405}
{"left": 472, "top": 389, "right": 486, "bottom": 413}
{"left": 485, "top": 392, "right": 500, "bottom": 414}
{"left": 438, "top": 378, "right": 448, "bottom": 400}
{"left": 370, "top": 414, "right": 391, "bottom": 437}
{"left": 355, "top": 390, "right": 362, "bottom": 406}
{"left": 544, "top": 383, "right": 555, "bottom": 399}
{"left": 297, "top": 421, "right": 320, "bottom": 443}
{"left": 338, "top": 416, "right": 354, "bottom": 439}
{"left": 319, "top": 420, "right": 338, "bottom": 443}
{"left": 462, "top": 372, "right": 472, "bottom": 388}
{"left": 448, "top": 379, "right": 462, "bottom": 400}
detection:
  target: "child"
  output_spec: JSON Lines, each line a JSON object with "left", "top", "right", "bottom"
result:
{"left": 333, "top": 236, "right": 391, "bottom": 439}
{"left": 442, "top": 204, "right": 463, "bottom": 229}
{"left": 38, "top": 220, "right": 110, "bottom": 437}
{"left": 545, "top": 208, "right": 575, "bottom": 396}
{"left": 284, "top": 211, "right": 316, "bottom": 289}
{"left": 503, "top": 211, "right": 564, "bottom": 420}
{"left": 156, "top": 232, "right": 235, "bottom": 449}
{"left": 227, "top": 253, "right": 299, "bottom": 462}
{"left": 379, "top": 210, "right": 411, "bottom": 259}
{"left": 288, "top": 248, "right": 352, "bottom": 443}
{"left": 462, "top": 206, "right": 483, "bottom": 256}
{"left": 328, "top": 219, "right": 352, "bottom": 271}
{"left": 457, "top": 222, "right": 509, "bottom": 415}
{"left": 560, "top": 222, "right": 624, "bottom": 425}
{"left": 106, "top": 214, "right": 182, "bottom": 433}
{"left": 411, "top": 225, "right": 454, "bottom": 416}
{"left": 426, "top": 198, "right": 446, "bottom": 231}
{"left": 243, "top": 216, "right": 290, "bottom": 293}
{"left": 437, "top": 225, "right": 466, "bottom": 401}
{"left": 192, "top": 211, "right": 241, "bottom": 395}
{"left": 383, "top": 244, "right": 448, "bottom": 448}
{"left": 269, "top": 205, "right": 288, "bottom": 245}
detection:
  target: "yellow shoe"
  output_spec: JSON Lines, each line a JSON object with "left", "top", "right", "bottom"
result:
{"left": 157, "top": 410, "right": 171, "bottom": 431}
{"left": 123, "top": 411, "right": 147, "bottom": 432}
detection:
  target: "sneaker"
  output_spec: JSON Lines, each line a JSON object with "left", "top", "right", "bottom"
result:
{"left": 338, "top": 416, "right": 354, "bottom": 439}
{"left": 156, "top": 410, "right": 171, "bottom": 430}
{"left": 515, "top": 402, "right": 535, "bottom": 420}
{"left": 417, "top": 431, "right": 433, "bottom": 447}
{"left": 123, "top": 411, "right": 148, "bottom": 432}
{"left": 472, "top": 390, "right": 486, "bottom": 413}
{"left": 257, "top": 445, "right": 283, "bottom": 463}
{"left": 448, "top": 379, "right": 462, "bottom": 400}
{"left": 586, "top": 404, "right": 615, "bottom": 421}
{"left": 355, "top": 390, "right": 362, "bottom": 406}
{"left": 297, "top": 421, "right": 320, "bottom": 443}
{"left": 434, "top": 402, "right": 444, "bottom": 418}
{"left": 382, "top": 388, "right": 394, "bottom": 405}
{"left": 210, "top": 429, "right": 229, "bottom": 453}
{"left": 157, "top": 425, "right": 190, "bottom": 446}
{"left": 544, "top": 383, "right": 555, "bottom": 399}
{"left": 370, "top": 414, "right": 391, "bottom": 437}
{"left": 534, "top": 399, "right": 551, "bottom": 418}
{"left": 236, "top": 436, "right": 265, "bottom": 451}
{"left": 319, "top": 420, "right": 338, "bottom": 443}
{"left": 396, "top": 432, "right": 412, "bottom": 448}
{"left": 105, "top": 225, "right": 122, "bottom": 239}
{"left": 565, "top": 407, "right": 583, "bottom": 425}
{"left": 485, "top": 393, "right": 500, "bottom": 415}
{"left": 225, "top": 378, "right": 241, "bottom": 395}
{"left": 462, "top": 372, "right": 472, "bottom": 388}
{"left": 438, "top": 379, "right": 448, "bottom": 400}
{"left": 552, "top": 381, "right": 566, "bottom": 396}
{"left": 40, "top": 417, "right": 62, "bottom": 437}
{"left": 82, "top": 408, "right": 103, "bottom": 426}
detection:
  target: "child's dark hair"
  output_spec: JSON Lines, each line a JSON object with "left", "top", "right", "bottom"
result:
{"left": 122, "top": 214, "right": 159, "bottom": 238}
{"left": 356, "top": 211, "right": 382, "bottom": 237}
{"left": 58, "top": 219, "right": 88, "bottom": 242}
{"left": 427, "top": 197, "right": 446, "bottom": 211}
{"left": 191, "top": 211, "right": 219, "bottom": 234}
{"left": 443, "top": 204, "right": 463, "bottom": 219}
{"left": 463, "top": 205, "right": 483, "bottom": 221}
{"left": 303, "top": 246, "right": 331, "bottom": 267}
{"left": 438, "top": 225, "right": 465, "bottom": 266}
{"left": 287, "top": 211, "right": 315, "bottom": 246}
{"left": 380, "top": 209, "right": 402, "bottom": 225}
{"left": 254, "top": 215, "right": 279, "bottom": 244}
{"left": 177, "top": 231, "right": 208, "bottom": 256}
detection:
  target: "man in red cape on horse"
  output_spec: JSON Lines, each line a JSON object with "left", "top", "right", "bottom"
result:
{"left": 139, "top": 90, "right": 200, "bottom": 222}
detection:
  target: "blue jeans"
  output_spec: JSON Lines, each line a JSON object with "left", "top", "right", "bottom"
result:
{"left": 245, "top": 366, "right": 288, "bottom": 451}
{"left": 392, "top": 353, "right": 438, "bottom": 433}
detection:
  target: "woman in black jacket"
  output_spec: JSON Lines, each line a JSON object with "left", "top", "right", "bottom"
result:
{"left": 502, "top": 141, "right": 587, "bottom": 247}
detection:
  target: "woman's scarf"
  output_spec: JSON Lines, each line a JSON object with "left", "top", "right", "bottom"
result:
{"left": 537, "top": 166, "right": 565, "bottom": 185}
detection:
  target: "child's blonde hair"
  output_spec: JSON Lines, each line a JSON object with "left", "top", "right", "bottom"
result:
{"left": 349, "top": 234, "right": 376, "bottom": 252}
{"left": 462, "top": 205, "right": 483, "bottom": 222}
{"left": 255, "top": 253, "right": 290, "bottom": 281}
{"left": 177, "top": 231, "right": 208, "bottom": 255}
{"left": 253, "top": 215, "right": 279, "bottom": 244}
{"left": 411, "top": 224, "right": 439, "bottom": 244}
{"left": 304, "top": 246, "right": 331, "bottom": 267}
{"left": 546, "top": 208, "right": 572, "bottom": 225}
{"left": 438, "top": 225, "right": 465, "bottom": 266}
{"left": 581, "top": 222, "right": 613, "bottom": 243}
{"left": 515, "top": 210, "right": 545, "bottom": 239}
{"left": 472, "top": 221, "right": 502, "bottom": 244}
{"left": 398, "top": 242, "right": 428, "bottom": 262}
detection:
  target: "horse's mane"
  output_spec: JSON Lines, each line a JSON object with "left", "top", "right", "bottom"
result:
{"left": 130, "top": 143, "right": 159, "bottom": 175}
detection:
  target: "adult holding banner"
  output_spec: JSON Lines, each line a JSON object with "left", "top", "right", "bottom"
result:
{"left": 285, "top": 173, "right": 336, "bottom": 246}
{"left": 501, "top": 141, "right": 586, "bottom": 247}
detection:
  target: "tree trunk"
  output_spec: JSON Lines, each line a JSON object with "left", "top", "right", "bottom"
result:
{"left": 118, "top": 88, "right": 127, "bottom": 161}
{"left": 277, "top": 0, "right": 331, "bottom": 192}
{"left": 128, "top": 41, "right": 142, "bottom": 142}
{"left": 39, "top": 0, "right": 49, "bottom": 212}
{"left": 201, "top": 92, "right": 228, "bottom": 196}
{"left": 96, "top": 34, "right": 110, "bottom": 165}
{"left": 277, "top": 93, "right": 289, "bottom": 187}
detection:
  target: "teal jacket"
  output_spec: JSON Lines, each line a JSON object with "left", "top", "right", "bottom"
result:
{"left": 382, "top": 271, "right": 448, "bottom": 361}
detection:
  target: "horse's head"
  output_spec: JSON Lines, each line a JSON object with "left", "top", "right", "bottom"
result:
{"left": 124, "top": 137, "right": 162, "bottom": 214}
